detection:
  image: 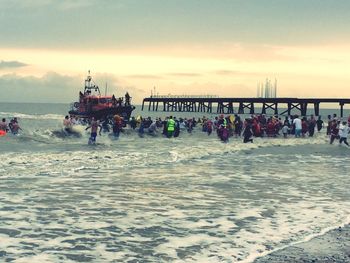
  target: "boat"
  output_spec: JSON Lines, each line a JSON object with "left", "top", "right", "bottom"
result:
{"left": 68, "top": 72, "right": 135, "bottom": 121}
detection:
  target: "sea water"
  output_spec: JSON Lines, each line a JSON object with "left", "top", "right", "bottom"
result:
{"left": 0, "top": 102, "right": 349, "bottom": 263}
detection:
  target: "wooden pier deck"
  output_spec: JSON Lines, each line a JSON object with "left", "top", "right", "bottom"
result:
{"left": 142, "top": 97, "right": 350, "bottom": 117}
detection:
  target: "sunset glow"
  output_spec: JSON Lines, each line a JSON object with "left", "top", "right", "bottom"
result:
{"left": 1, "top": 1, "right": 350, "bottom": 103}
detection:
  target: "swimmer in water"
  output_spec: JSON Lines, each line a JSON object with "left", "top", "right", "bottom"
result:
{"left": 9, "top": 118, "right": 21, "bottom": 135}
{"left": 63, "top": 115, "right": 73, "bottom": 133}
{"left": 85, "top": 117, "right": 102, "bottom": 144}
{"left": 0, "top": 118, "right": 8, "bottom": 132}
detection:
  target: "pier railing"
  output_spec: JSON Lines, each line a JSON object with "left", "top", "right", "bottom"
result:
{"left": 142, "top": 97, "right": 350, "bottom": 117}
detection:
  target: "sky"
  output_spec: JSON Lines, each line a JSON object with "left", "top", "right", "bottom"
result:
{"left": 1, "top": 0, "right": 350, "bottom": 103}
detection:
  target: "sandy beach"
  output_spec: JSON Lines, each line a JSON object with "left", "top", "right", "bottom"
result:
{"left": 254, "top": 224, "right": 350, "bottom": 263}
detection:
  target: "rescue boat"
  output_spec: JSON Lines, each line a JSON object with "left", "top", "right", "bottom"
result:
{"left": 68, "top": 72, "right": 135, "bottom": 121}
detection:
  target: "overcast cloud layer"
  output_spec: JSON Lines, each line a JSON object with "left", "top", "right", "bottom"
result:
{"left": 1, "top": 0, "right": 350, "bottom": 103}
{"left": 1, "top": 0, "right": 350, "bottom": 49}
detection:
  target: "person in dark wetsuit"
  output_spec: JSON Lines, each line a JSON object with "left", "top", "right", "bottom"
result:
{"left": 173, "top": 118, "right": 180, "bottom": 138}
{"left": 125, "top": 92, "right": 131, "bottom": 106}
{"left": 326, "top": 115, "right": 332, "bottom": 135}
{"left": 102, "top": 119, "right": 110, "bottom": 133}
{"left": 138, "top": 118, "right": 145, "bottom": 137}
{"left": 308, "top": 115, "right": 316, "bottom": 137}
{"left": 316, "top": 116, "right": 324, "bottom": 132}
{"left": 162, "top": 117, "right": 168, "bottom": 136}
{"left": 243, "top": 119, "right": 254, "bottom": 143}
{"left": 129, "top": 117, "right": 137, "bottom": 130}
{"left": 234, "top": 115, "right": 242, "bottom": 137}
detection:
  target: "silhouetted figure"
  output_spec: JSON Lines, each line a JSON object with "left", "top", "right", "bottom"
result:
{"left": 125, "top": 92, "right": 131, "bottom": 106}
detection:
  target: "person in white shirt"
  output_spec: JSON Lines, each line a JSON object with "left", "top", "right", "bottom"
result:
{"left": 293, "top": 115, "right": 302, "bottom": 138}
{"left": 148, "top": 121, "right": 157, "bottom": 135}
{"left": 339, "top": 121, "right": 350, "bottom": 147}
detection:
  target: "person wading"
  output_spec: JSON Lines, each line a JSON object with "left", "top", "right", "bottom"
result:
{"left": 166, "top": 116, "right": 175, "bottom": 138}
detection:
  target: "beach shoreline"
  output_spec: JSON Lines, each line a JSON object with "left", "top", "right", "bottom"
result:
{"left": 253, "top": 224, "right": 350, "bottom": 263}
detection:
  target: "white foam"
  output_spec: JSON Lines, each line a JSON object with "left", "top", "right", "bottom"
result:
{"left": 13, "top": 254, "right": 62, "bottom": 263}
{"left": 0, "top": 112, "right": 63, "bottom": 120}
{"left": 0, "top": 128, "right": 349, "bottom": 262}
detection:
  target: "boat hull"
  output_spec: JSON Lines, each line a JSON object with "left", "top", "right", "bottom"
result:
{"left": 69, "top": 105, "right": 135, "bottom": 121}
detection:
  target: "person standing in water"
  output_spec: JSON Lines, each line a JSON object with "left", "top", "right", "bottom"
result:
{"left": 112, "top": 115, "right": 123, "bottom": 138}
{"left": 166, "top": 116, "right": 175, "bottom": 138}
{"left": 63, "top": 115, "right": 73, "bottom": 133}
{"left": 148, "top": 120, "right": 157, "bottom": 136}
{"left": 173, "top": 118, "right": 180, "bottom": 138}
{"left": 293, "top": 115, "right": 302, "bottom": 138}
{"left": 339, "top": 121, "right": 350, "bottom": 147}
{"left": 9, "top": 118, "right": 21, "bottom": 135}
{"left": 0, "top": 118, "right": 8, "bottom": 132}
{"left": 243, "top": 119, "right": 254, "bottom": 143}
{"left": 326, "top": 115, "right": 332, "bottom": 135}
{"left": 282, "top": 121, "right": 290, "bottom": 138}
{"left": 206, "top": 119, "right": 213, "bottom": 136}
{"left": 329, "top": 119, "right": 339, "bottom": 144}
{"left": 316, "top": 116, "right": 324, "bottom": 132}
{"left": 129, "top": 117, "right": 137, "bottom": 130}
{"left": 85, "top": 117, "right": 102, "bottom": 144}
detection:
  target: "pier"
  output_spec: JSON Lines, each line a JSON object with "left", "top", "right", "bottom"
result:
{"left": 142, "top": 97, "right": 350, "bottom": 117}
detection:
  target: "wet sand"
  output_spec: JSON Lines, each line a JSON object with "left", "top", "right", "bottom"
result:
{"left": 254, "top": 224, "right": 350, "bottom": 263}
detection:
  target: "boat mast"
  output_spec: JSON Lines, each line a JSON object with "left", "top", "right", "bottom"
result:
{"left": 84, "top": 70, "right": 100, "bottom": 96}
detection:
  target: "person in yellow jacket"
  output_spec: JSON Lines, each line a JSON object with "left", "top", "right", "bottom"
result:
{"left": 166, "top": 116, "right": 176, "bottom": 138}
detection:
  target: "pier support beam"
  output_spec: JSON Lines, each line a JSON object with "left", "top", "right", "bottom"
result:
{"left": 301, "top": 103, "right": 308, "bottom": 116}
{"left": 238, "top": 103, "right": 254, "bottom": 114}
{"left": 262, "top": 103, "right": 278, "bottom": 115}
{"left": 250, "top": 103, "right": 255, "bottom": 115}
{"left": 217, "top": 102, "right": 224, "bottom": 114}
{"left": 274, "top": 103, "right": 278, "bottom": 115}
{"left": 280, "top": 103, "right": 302, "bottom": 116}
{"left": 314, "top": 103, "right": 320, "bottom": 116}
{"left": 340, "top": 103, "right": 344, "bottom": 118}
{"left": 228, "top": 102, "right": 234, "bottom": 114}
{"left": 238, "top": 103, "right": 244, "bottom": 114}
{"left": 207, "top": 102, "right": 212, "bottom": 113}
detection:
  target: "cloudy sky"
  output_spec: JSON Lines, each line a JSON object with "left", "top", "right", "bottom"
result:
{"left": 1, "top": 0, "right": 350, "bottom": 103}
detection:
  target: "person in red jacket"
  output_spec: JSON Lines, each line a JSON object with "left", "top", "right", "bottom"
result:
{"left": 301, "top": 117, "right": 308, "bottom": 137}
{"left": 329, "top": 120, "right": 339, "bottom": 144}
{"left": 266, "top": 119, "right": 276, "bottom": 137}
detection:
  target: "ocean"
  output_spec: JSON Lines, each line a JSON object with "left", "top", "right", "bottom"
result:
{"left": 0, "top": 102, "right": 349, "bottom": 263}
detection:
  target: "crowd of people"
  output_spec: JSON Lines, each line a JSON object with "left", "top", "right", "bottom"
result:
{"left": 61, "top": 113, "right": 350, "bottom": 146}
{"left": 0, "top": 117, "right": 21, "bottom": 136}
{"left": 1, "top": 113, "right": 349, "bottom": 147}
